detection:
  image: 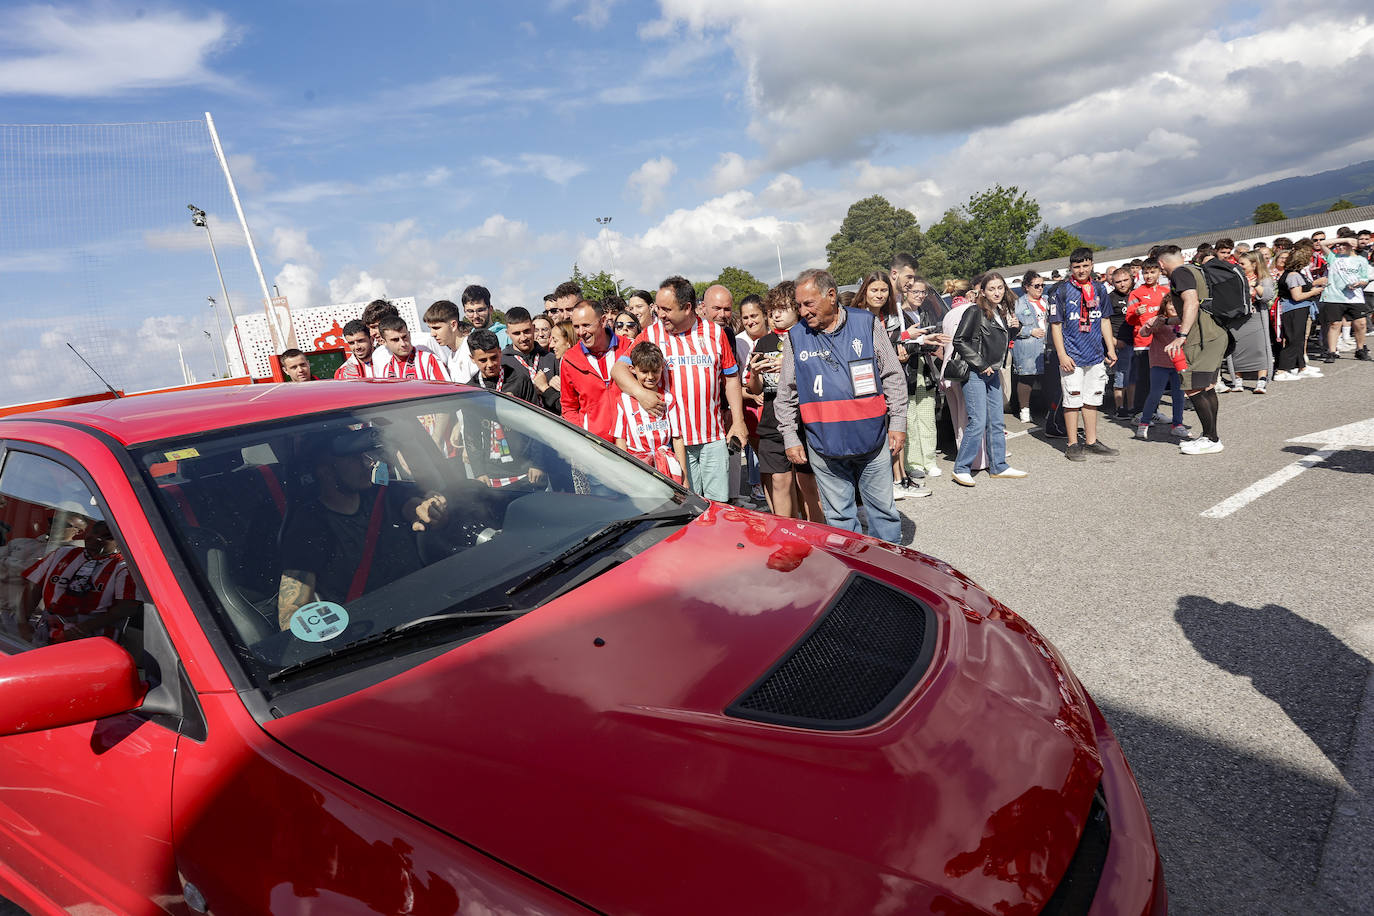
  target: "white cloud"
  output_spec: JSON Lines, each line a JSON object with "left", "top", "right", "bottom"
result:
{"left": 626, "top": 156, "right": 678, "bottom": 212}
{"left": 328, "top": 270, "right": 389, "bottom": 304}
{"left": 270, "top": 227, "right": 320, "bottom": 267}
{"left": 707, "top": 152, "right": 761, "bottom": 194}
{"left": 0, "top": 6, "right": 237, "bottom": 97}
{"left": 273, "top": 263, "right": 323, "bottom": 312}
{"left": 263, "top": 167, "right": 453, "bottom": 205}
{"left": 579, "top": 187, "right": 831, "bottom": 287}
{"left": 480, "top": 153, "right": 587, "bottom": 185}
{"left": 551, "top": 0, "right": 623, "bottom": 29}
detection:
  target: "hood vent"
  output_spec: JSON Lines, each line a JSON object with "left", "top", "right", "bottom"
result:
{"left": 726, "top": 574, "right": 937, "bottom": 731}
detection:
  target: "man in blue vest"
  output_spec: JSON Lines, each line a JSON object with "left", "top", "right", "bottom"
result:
{"left": 775, "top": 268, "right": 908, "bottom": 544}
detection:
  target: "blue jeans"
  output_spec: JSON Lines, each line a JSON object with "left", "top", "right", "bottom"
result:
{"left": 1138, "top": 366, "right": 1184, "bottom": 426}
{"left": 806, "top": 445, "right": 903, "bottom": 544}
{"left": 955, "top": 371, "right": 1009, "bottom": 475}
{"left": 684, "top": 440, "right": 729, "bottom": 501}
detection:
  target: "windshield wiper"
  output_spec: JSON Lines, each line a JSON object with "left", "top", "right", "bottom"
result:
{"left": 267, "top": 605, "right": 519, "bottom": 682}
{"left": 505, "top": 505, "right": 698, "bottom": 599}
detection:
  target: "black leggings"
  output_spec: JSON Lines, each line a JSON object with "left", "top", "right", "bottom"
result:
{"left": 1275, "top": 308, "right": 1308, "bottom": 371}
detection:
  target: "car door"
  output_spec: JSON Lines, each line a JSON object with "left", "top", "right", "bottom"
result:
{"left": 0, "top": 445, "right": 186, "bottom": 915}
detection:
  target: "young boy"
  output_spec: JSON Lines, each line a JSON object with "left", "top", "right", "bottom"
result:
{"left": 1125, "top": 258, "right": 1169, "bottom": 417}
{"left": 424, "top": 299, "right": 477, "bottom": 383}
{"left": 613, "top": 342, "right": 686, "bottom": 484}
{"left": 279, "top": 348, "right": 316, "bottom": 382}
{"left": 334, "top": 319, "right": 376, "bottom": 379}
{"left": 377, "top": 315, "right": 448, "bottom": 379}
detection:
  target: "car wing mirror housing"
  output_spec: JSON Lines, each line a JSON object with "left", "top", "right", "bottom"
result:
{"left": 0, "top": 637, "right": 147, "bottom": 735}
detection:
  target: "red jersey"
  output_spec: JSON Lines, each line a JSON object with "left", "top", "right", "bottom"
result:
{"left": 382, "top": 347, "right": 449, "bottom": 381}
{"left": 560, "top": 334, "right": 635, "bottom": 441}
{"left": 614, "top": 392, "right": 684, "bottom": 483}
{"left": 631, "top": 318, "right": 737, "bottom": 446}
{"left": 23, "top": 547, "right": 135, "bottom": 640}
{"left": 334, "top": 354, "right": 375, "bottom": 380}
{"left": 1125, "top": 284, "right": 1167, "bottom": 348}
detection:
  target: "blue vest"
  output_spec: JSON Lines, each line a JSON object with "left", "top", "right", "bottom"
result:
{"left": 788, "top": 308, "right": 888, "bottom": 458}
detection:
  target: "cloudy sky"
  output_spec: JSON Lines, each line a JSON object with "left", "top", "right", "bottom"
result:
{"left": 3, "top": 1, "right": 1374, "bottom": 397}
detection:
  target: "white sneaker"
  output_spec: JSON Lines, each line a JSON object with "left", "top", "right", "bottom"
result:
{"left": 1134, "top": 425, "right": 1149, "bottom": 440}
{"left": 892, "top": 484, "right": 907, "bottom": 500}
{"left": 988, "top": 467, "right": 1028, "bottom": 479}
{"left": 1018, "top": 408, "right": 1031, "bottom": 423}
{"left": 1337, "top": 337, "right": 1356, "bottom": 351}
{"left": 952, "top": 471, "right": 976, "bottom": 487}
{"left": 1299, "top": 366, "right": 1323, "bottom": 378}
{"left": 924, "top": 466, "right": 942, "bottom": 478}
{"left": 1271, "top": 370, "right": 1299, "bottom": 381}
{"left": 1181, "top": 437, "right": 1224, "bottom": 455}
{"left": 1229, "top": 380, "right": 1246, "bottom": 392}
{"left": 1215, "top": 382, "right": 1230, "bottom": 393}
{"left": 1152, "top": 412, "right": 1172, "bottom": 425}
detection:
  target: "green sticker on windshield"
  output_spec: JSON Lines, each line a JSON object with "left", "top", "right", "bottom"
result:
{"left": 289, "top": 602, "right": 350, "bottom": 642}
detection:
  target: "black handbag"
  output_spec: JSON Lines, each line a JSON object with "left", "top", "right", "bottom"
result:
{"left": 942, "top": 352, "right": 970, "bottom": 383}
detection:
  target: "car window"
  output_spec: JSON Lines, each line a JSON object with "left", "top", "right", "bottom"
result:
{"left": 133, "top": 390, "right": 689, "bottom": 690}
{"left": 0, "top": 451, "right": 145, "bottom": 653}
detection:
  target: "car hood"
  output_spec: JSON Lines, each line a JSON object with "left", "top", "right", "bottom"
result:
{"left": 264, "top": 505, "right": 1104, "bottom": 915}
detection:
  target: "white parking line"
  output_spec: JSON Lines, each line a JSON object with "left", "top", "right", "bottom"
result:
{"left": 1200, "top": 448, "right": 1336, "bottom": 518}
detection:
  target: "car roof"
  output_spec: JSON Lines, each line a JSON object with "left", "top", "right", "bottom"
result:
{"left": 0, "top": 380, "right": 468, "bottom": 446}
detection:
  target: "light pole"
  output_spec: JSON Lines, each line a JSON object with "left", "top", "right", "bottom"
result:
{"left": 207, "top": 296, "right": 228, "bottom": 375}
{"left": 189, "top": 205, "right": 250, "bottom": 377}
{"left": 595, "top": 216, "right": 619, "bottom": 294}
{"left": 203, "top": 329, "right": 221, "bottom": 379}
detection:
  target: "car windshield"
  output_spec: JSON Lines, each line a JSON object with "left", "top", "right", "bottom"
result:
{"left": 132, "top": 390, "right": 690, "bottom": 689}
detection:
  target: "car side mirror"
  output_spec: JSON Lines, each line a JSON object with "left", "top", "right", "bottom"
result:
{"left": 0, "top": 637, "right": 147, "bottom": 735}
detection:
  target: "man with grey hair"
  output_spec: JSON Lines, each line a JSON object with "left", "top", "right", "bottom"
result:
{"left": 775, "top": 268, "right": 908, "bottom": 544}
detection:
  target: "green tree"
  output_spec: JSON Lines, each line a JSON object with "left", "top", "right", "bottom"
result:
{"left": 571, "top": 263, "right": 626, "bottom": 302}
{"left": 923, "top": 186, "right": 1041, "bottom": 281}
{"left": 825, "top": 195, "right": 921, "bottom": 284}
{"left": 711, "top": 266, "right": 769, "bottom": 306}
{"left": 1328, "top": 198, "right": 1356, "bottom": 212}
{"left": 1253, "top": 202, "right": 1287, "bottom": 224}
{"left": 1028, "top": 226, "right": 1096, "bottom": 262}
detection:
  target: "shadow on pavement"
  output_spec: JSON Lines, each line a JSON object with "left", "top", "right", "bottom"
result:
{"left": 1280, "top": 445, "right": 1374, "bottom": 474}
{"left": 1174, "top": 596, "right": 1367, "bottom": 768}
{"left": 1099, "top": 699, "right": 1356, "bottom": 915}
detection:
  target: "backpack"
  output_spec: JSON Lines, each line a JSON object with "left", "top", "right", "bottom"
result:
{"left": 1186, "top": 261, "right": 1250, "bottom": 327}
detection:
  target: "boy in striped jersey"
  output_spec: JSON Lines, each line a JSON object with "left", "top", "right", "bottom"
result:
{"left": 614, "top": 342, "right": 686, "bottom": 484}
{"left": 611, "top": 276, "right": 747, "bottom": 502}
{"left": 377, "top": 315, "right": 449, "bottom": 380}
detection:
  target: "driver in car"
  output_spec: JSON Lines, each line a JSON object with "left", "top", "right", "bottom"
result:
{"left": 276, "top": 428, "right": 454, "bottom": 630}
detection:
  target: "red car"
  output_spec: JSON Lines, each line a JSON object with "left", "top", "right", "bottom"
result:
{"left": 0, "top": 381, "right": 1165, "bottom": 915}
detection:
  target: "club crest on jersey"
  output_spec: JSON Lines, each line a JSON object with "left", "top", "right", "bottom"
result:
{"left": 851, "top": 338, "right": 863, "bottom": 357}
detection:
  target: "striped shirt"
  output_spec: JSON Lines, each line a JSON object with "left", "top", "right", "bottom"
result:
{"left": 614, "top": 391, "right": 680, "bottom": 455}
{"left": 334, "top": 354, "right": 375, "bottom": 380}
{"left": 23, "top": 547, "right": 127, "bottom": 618}
{"left": 625, "top": 318, "right": 737, "bottom": 446}
{"left": 381, "top": 346, "right": 449, "bottom": 381}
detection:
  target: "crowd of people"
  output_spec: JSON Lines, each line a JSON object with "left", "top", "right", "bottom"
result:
{"left": 275, "top": 224, "right": 1374, "bottom": 544}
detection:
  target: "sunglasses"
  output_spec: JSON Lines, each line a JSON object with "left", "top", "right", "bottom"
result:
{"left": 1028, "top": 283, "right": 1044, "bottom": 289}
{"left": 614, "top": 321, "right": 638, "bottom": 329}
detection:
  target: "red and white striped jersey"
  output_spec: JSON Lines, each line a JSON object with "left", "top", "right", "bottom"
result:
{"left": 334, "top": 355, "right": 375, "bottom": 380}
{"left": 381, "top": 346, "right": 450, "bottom": 381}
{"left": 629, "top": 318, "right": 737, "bottom": 446}
{"left": 23, "top": 547, "right": 126, "bottom": 618}
{"left": 614, "top": 391, "right": 680, "bottom": 454}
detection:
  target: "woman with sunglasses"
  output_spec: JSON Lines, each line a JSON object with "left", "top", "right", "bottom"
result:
{"left": 1012, "top": 270, "right": 1049, "bottom": 423}
{"left": 612, "top": 311, "right": 641, "bottom": 340}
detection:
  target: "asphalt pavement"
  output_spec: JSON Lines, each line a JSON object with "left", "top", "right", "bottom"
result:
{"left": 888, "top": 357, "right": 1374, "bottom": 914}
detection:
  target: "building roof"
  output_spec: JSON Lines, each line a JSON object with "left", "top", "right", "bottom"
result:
{"left": 997, "top": 203, "right": 1374, "bottom": 279}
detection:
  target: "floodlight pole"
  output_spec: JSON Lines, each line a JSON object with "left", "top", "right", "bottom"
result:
{"left": 191, "top": 206, "right": 250, "bottom": 377}
{"left": 204, "top": 329, "right": 222, "bottom": 378}
{"left": 595, "top": 216, "right": 618, "bottom": 294}
{"left": 207, "top": 296, "right": 227, "bottom": 377}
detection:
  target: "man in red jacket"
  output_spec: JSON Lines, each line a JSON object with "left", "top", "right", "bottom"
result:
{"left": 560, "top": 299, "right": 634, "bottom": 441}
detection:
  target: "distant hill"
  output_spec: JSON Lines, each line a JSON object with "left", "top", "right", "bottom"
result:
{"left": 1066, "top": 160, "right": 1374, "bottom": 248}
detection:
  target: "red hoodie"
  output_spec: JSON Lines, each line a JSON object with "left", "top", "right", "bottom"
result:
{"left": 560, "top": 334, "right": 634, "bottom": 441}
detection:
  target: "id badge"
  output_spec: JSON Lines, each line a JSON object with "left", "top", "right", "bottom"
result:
{"left": 849, "top": 360, "right": 878, "bottom": 397}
